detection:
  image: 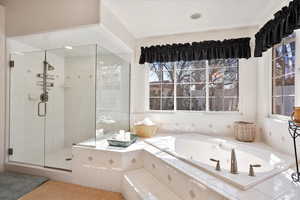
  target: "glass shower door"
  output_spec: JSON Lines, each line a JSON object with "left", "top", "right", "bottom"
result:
{"left": 44, "top": 45, "right": 97, "bottom": 170}
{"left": 9, "top": 51, "right": 46, "bottom": 166}
{"left": 9, "top": 45, "right": 97, "bottom": 170}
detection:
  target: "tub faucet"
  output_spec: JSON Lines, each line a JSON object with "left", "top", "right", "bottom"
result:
{"left": 230, "top": 149, "right": 238, "bottom": 174}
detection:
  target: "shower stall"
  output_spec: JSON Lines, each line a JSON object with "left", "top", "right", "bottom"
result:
{"left": 8, "top": 44, "right": 131, "bottom": 171}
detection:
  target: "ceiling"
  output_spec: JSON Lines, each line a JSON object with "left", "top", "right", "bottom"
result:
{"left": 103, "top": 0, "right": 286, "bottom": 38}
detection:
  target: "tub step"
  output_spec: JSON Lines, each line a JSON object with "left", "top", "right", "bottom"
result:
{"left": 122, "top": 169, "right": 182, "bottom": 200}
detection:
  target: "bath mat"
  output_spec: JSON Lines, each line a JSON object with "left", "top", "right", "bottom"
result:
{"left": 0, "top": 171, "right": 48, "bottom": 200}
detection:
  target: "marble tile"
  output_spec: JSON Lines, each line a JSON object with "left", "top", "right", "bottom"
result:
{"left": 254, "top": 170, "right": 300, "bottom": 199}
{"left": 74, "top": 134, "right": 299, "bottom": 200}
{"left": 275, "top": 188, "right": 300, "bottom": 200}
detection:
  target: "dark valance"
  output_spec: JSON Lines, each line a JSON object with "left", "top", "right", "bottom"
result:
{"left": 139, "top": 38, "right": 251, "bottom": 64}
{"left": 254, "top": 0, "right": 300, "bottom": 57}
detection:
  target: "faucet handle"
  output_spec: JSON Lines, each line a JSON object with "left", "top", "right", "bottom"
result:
{"left": 210, "top": 158, "right": 221, "bottom": 171}
{"left": 249, "top": 164, "right": 261, "bottom": 176}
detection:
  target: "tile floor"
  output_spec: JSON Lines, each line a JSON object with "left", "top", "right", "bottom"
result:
{"left": 19, "top": 181, "right": 124, "bottom": 200}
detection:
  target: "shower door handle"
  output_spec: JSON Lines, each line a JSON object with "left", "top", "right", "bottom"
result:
{"left": 38, "top": 102, "right": 47, "bottom": 117}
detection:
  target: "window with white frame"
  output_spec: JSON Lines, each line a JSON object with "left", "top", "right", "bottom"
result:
{"left": 272, "top": 34, "right": 295, "bottom": 116}
{"left": 148, "top": 59, "right": 239, "bottom": 111}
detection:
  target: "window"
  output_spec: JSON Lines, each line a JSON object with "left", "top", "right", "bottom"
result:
{"left": 149, "top": 59, "right": 239, "bottom": 112}
{"left": 272, "top": 34, "right": 295, "bottom": 116}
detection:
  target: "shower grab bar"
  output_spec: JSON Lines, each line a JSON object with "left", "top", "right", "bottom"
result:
{"left": 38, "top": 102, "right": 47, "bottom": 117}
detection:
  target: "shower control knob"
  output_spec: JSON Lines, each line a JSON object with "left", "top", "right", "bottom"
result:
{"left": 40, "top": 93, "right": 48, "bottom": 102}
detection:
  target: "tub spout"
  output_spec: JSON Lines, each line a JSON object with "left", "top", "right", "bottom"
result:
{"left": 230, "top": 149, "right": 238, "bottom": 174}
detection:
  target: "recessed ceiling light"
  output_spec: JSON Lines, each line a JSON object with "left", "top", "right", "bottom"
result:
{"left": 190, "top": 13, "right": 202, "bottom": 20}
{"left": 64, "top": 46, "right": 73, "bottom": 50}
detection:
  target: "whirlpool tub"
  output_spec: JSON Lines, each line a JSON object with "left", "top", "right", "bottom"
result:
{"left": 145, "top": 134, "right": 293, "bottom": 190}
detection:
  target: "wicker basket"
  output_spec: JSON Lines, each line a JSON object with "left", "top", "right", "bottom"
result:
{"left": 233, "top": 121, "right": 256, "bottom": 142}
{"left": 133, "top": 125, "right": 158, "bottom": 138}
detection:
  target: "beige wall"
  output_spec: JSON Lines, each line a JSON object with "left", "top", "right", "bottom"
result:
{"left": 5, "top": 0, "right": 100, "bottom": 37}
{"left": 0, "top": 5, "right": 5, "bottom": 172}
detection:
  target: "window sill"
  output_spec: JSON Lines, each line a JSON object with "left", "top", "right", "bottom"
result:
{"left": 145, "top": 110, "right": 243, "bottom": 115}
{"left": 268, "top": 114, "right": 290, "bottom": 123}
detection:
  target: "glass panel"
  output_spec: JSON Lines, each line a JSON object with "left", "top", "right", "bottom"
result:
{"left": 283, "top": 73, "right": 295, "bottom": 95}
{"left": 162, "top": 84, "right": 174, "bottom": 97}
{"left": 45, "top": 45, "right": 97, "bottom": 170}
{"left": 209, "top": 67, "right": 224, "bottom": 83}
{"left": 209, "top": 60, "right": 239, "bottom": 111}
{"left": 190, "top": 60, "right": 206, "bottom": 69}
{"left": 176, "top": 70, "right": 190, "bottom": 83}
{"left": 283, "top": 96, "right": 295, "bottom": 116}
{"left": 208, "top": 59, "right": 226, "bottom": 68}
{"left": 162, "top": 98, "right": 174, "bottom": 110}
{"left": 9, "top": 51, "right": 45, "bottom": 166}
{"left": 150, "top": 84, "right": 161, "bottom": 97}
{"left": 191, "top": 69, "right": 206, "bottom": 83}
{"left": 272, "top": 35, "right": 295, "bottom": 116}
{"left": 274, "top": 46, "right": 285, "bottom": 58}
{"left": 272, "top": 97, "right": 283, "bottom": 115}
{"left": 176, "top": 84, "right": 190, "bottom": 97}
{"left": 284, "top": 56, "right": 295, "bottom": 74}
{"left": 95, "top": 46, "right": 131, "bottom": 138}
{"left": 150, "top": 98, "right": 160, "bottom": 110}
{"left": 225, "top": 59, "right": 239, "bottom": 67}
{"left": 162, "top": 70, "right": 174, "bottom": 83}
{"left": 191, "top": 98, "right": 206, "bottom": 111}
{"left": 190, "top": 84, "right": 206, "bottom": 97}
{"left": 224, "top": 68, "right": 238, "bottom": 96}
{"left": 273, "top": 57, "right": 285, "bottom": 77}
{"left": 177, "top": 98, "right": 190, "bottom": 110}
{"left": 209, "top": 97, "right": 224, "bottom": 111}
{"left": 273, "top": 77, "right": 283, "bottom": 96}
{"left": 161, "top": 62, "right": 174, "bottom": 71}
{"left": 176, "top": 61, "right": 191, "bottom": 70}
{"left": 149, "top": 69, "right": 162, "bottom": 83}
{"left": 224, "top": 98, "right": 239, "bottom": 111}
{"left": 209, "top": 83, "right": 224, "bottom": 97}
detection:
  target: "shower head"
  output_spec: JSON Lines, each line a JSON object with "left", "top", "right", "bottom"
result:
{"left": 48, "top": 64, "right": 55, "bottom": 71}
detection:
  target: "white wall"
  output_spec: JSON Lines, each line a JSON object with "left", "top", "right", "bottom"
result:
{"left": 255, "top": 0, "right": 300, "bottom": 155}
{"left": 64, "top": 55, "right": 96, "bottom": 147}
{"left": 256, "top": 32, "right": 300, "bottom": 155}
{"left": 131, "top": 27, "right": 258, "bottom": 137}
{"left": 100, "top": 3, "right": 136, "bottom": 50}
{"left": 0, "top": 5, "right": 5, "bottom": 172}
{"left": 4, "top": 0, "right": 100, "bottom": 37}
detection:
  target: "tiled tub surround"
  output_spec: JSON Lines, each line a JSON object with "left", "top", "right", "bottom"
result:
{"left": 145, "top": 134, "right": 293, "bottom": 190}
{"left": 72, "top": 134, "right": 300, "bottom": 200}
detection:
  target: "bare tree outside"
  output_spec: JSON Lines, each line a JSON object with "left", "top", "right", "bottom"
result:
{"left": 149, "top": 59, "right": 239, "bottom": 111}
